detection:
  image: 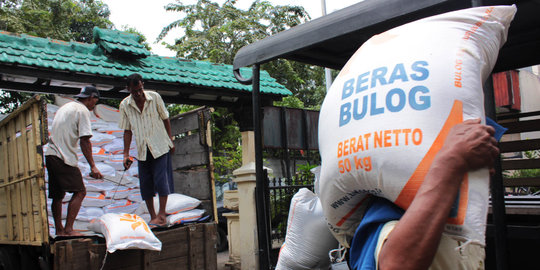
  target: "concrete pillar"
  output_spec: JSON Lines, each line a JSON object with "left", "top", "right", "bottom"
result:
{"left": 224, "top": 190, "right": 240, "bottom": 269}
{"left": 233, "top": 161, "right": 259, "bottom": 270}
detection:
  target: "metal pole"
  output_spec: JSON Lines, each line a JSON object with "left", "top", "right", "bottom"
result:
{"left": 484, "top": 75, "right": 509, "bottom": 270}
{"left": 252, "top": 64, "right": 272, "bottom": 270}
{"left": 321, "top": 0, "right": 333, "bottom": 91}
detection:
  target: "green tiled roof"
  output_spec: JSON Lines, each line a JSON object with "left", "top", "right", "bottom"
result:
{"left": 93, "top": 27, "right": 150, "bottom": 58}
{"left": 0, "top": 28, "right": 291, "bottom": 96}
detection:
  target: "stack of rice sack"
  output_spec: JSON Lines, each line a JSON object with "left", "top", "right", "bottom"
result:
{"left": 45, "top": 95, "right": 205, "bottom": 236}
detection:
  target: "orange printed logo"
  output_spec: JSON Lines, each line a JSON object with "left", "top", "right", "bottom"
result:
{"left": 119, "top": 213, "right": 150, "bottom": 233}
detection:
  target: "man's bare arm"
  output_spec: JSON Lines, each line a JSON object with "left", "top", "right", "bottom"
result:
{"left": 379, "top": 119, "right": 499, "bottom": 270}
{"left": 163, "top": 118, "right": 175, "bottom": 154}
{"left": 123, "top": 130, "right": 133, "bottom": 170}
{"left": 80, "top": 136, "right": 103, "bottom": 179}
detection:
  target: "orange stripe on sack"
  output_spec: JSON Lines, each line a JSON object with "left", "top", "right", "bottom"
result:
{"left": 448, "top": 174, "right": 468, "bottom": 225}
{"left": 394, "top": 100, "right": 468, "bottom": 225}
{"left": 336, "top": 194, "right": 372, "bottom": 227}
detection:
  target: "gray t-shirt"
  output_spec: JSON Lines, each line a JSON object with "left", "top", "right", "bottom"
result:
{"left": 46, "top": 101, "right": 92, "bottom": 167}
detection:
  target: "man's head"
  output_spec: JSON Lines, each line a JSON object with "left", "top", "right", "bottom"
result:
{"left": 74, "top": 85, "right": 100, "bottom": 111}
{"left": 126, "top": 73, "right": 144, "bottom": 101}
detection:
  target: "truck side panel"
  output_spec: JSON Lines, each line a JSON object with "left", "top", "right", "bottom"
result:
{"left": 0, "top": 96, "right": 48, "bottom": 246}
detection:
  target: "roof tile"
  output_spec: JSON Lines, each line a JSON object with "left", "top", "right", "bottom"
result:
{"left": 0, "top": 28, "right": 290, "bottom": 96}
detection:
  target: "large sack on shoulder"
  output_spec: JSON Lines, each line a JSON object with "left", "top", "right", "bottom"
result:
{"left": 318, "top": 5, "right": 516, "bottom": 247}
{"left": 90, "top": 213, "right": 161, "bottom": 253}
{"left": 276, "top": 188, "right": 338, "bottom": 270}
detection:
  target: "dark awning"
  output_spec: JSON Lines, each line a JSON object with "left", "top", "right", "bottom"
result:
{"left": 233, "top": 0, "right": 540, "bottom": 72}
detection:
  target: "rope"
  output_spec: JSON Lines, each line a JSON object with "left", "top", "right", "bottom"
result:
{"left": 99, "top": 251, "right": 108, "bottom": 270}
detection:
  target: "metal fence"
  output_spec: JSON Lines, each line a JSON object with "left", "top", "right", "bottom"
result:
{"left": 267, "top": 175, "right": 315, "bottom": 244}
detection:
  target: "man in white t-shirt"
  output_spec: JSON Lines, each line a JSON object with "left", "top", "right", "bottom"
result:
{"left": 45, "top": 86, "right": 103, "bottom": 236}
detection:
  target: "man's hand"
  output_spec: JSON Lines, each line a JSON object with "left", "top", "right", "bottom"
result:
{"left": 123, "top": 156, "right": 133, "bottom": 170}
{"left": 440, "top": 118, "right": 499, "bottom": 172}
{"left": 89, "top": 166, "right": 103, "bottom": 179}
{"left": 170, "top": 136, "right": 176, "bottom": 155}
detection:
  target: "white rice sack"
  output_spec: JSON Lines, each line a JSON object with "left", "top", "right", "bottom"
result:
{"left": 105, "top": 188, "right": 132, "bottom": 199}
{"left": 318, "top": 5, "right": 516, "bottom": 247}
{"left": 79, "top": 162, "right": 116, "bottom": 178}
{"left": 122, "top": 176, "right": 140, "bottom": 189}
{"left": 125, "top": 166, "right": 139, "bottom": 177}
{"left": 134, "top": 203, "right": 149, "bottom": 216}
{"left": 77, "top": 207, "right": 105, "bottom": 222}
{"left": 90, "top": 115, "right": 111, "bottom": 131}
{"left": 104, "top": 155, "right": 127, "bottom": 171}
{"left": 54, "top": 95, "right": 75, "bottom": 107}
{"left": 276, "top": 188, "right": 338, "bottom": 270}
{"left": 167, "top": 209, "right": 206, "bottom": 226}
{"left": 155, "top": 193, "right": 201, "bottom": 215}
{"left": 97, "top": 123, "right": 124, "bottom": 138}
{"left": 127, "top": 190, "right": 144, "bottom": 203}
{"left": 83, "top": 179, "right": 117, "bottom": 192}
{"left": 73, "top": 220, "right": 92, "bottom": 232}
{"left": 46, "top": 103, "right": 59, "bottom": 117}
{"left": 102, "top": 138, "right": 137, "bottom": 155}
{"left": 47, "top": 201, "right": 68, "bottom": 219}
{"left": 90, "top": 213, "right": 162, "bottom": 253}
{"left": 94, "top": 104, "right": 121, "bottom": 123}
{"left": 78, "top": 147, "right": 110, "bottom": 162}
{"left": 90, "top": 132, "right": 116, "bottom": 147}
{"left": 103, "top": 200, "right": 139, "bottom": 214}
{"left": 82, "top": 192, "right": 111, "bottom": 207}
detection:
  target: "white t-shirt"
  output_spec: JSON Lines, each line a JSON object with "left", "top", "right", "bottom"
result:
{"left": 376, "top": 221, "right": 486, "bottom": 270}
{"left": 46, "top": 101, "right": 93, "bottom": 167}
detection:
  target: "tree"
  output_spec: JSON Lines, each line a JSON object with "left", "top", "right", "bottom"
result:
{"left": 0, "top": 0, "right": 113, "bottom": 113}
{"left": 158, "top": 0, "right": 328, "bottom": 182}
{"left": 158, "top": 0, "right": 327, "bottom": 109}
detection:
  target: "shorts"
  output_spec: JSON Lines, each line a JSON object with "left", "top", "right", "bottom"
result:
{"left": 46, "top": 155, "right": 85, "bottom": 199}
{"left": 138, "top": 150, "right": 174, "bottom": 201}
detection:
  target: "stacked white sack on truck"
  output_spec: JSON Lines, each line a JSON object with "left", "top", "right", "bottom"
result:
{"left": 44, "top": 95, "right": 204, "bottom": 236}
{"left": 318, "top": 6, "right": 517, "bottom": 247}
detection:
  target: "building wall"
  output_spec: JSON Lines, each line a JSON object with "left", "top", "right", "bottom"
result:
{"left": 518, "top": 67, "right": 540, "bottom": 140}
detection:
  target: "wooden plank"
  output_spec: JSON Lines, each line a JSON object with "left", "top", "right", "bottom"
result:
{"left": 503, "top": 177, "right": 540, "bottom": 187}
{"left": 0, "top": 125, "right": 9, "bottom": 241}
{"left": 170, "top": 111, "right": 200, "bottom": 135}
{"left": 3, "top": 124, "right": 14, "bottom": 241}
{"left": 0, "top": 95, "right": 41, "bottom": 128}
{"left": 204, "top": 116, "right": 218, "bottom": 226}
{"left": 35, "top": 101, "right": 49, "bottom": 244}
{"left": 502, "top": 119, "right": 540, "bottom": 134}
{"left": 499, "top": 139, "right": 540, "bottom": 153}
{"left": 172, "top": 152, "right": 209, "bottom": 170}
{"left": 174, "top": 134, "right": 207, "bottom": 155}
{"left": 25, "top": 106, "right": 37, "bottom": 242}
{"left": 19, "top": 109, "right": 34, "bottom": 242}
{"left": 502, "top": 159, "right": 540, "bottom": 170}
{"left": 173, "top": 169, "right": 212, "bottom": 200}
{"left": 187, "top": 225, "right": 197, "bottom": 270}
{"left": 204, "top": 223, "right": 217, "bottom": 270}
{"left": 7, "top": 120, "right": 24, "bottom": 241}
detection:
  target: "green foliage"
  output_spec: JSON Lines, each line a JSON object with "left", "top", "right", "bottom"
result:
{"left": 119, "top": 25, "right": 152, "bottom": 51}
{"left": 159, "top": 0, "right": 328, "bottom": 108}
{"left": 0, "top": 0, "right": 113, "bottom": 111}
{"left": 166, "top": 104, "right": 200, "bottom": 117}
{"left": 0, "top": 90, "right": 54, "bottom": 113}
{"left": 0, "top": 0, "right": 112, "bottom": 42}
{"left": 211, "top": 107, "right": 242, "bottom": 182}
{"left": 505, "top": 150, "right": 540, "bottom": 179}
{"left": 296, "top": 163, "right": 317, "bottom": 180}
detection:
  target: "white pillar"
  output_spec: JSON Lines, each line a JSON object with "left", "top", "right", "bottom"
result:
{"left": 233, "top": 162, "right": 259, "bottom": 270}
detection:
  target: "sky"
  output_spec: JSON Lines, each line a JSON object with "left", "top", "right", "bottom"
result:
{"left": 102, "top": 0, "right": 363, "bottom": 57}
